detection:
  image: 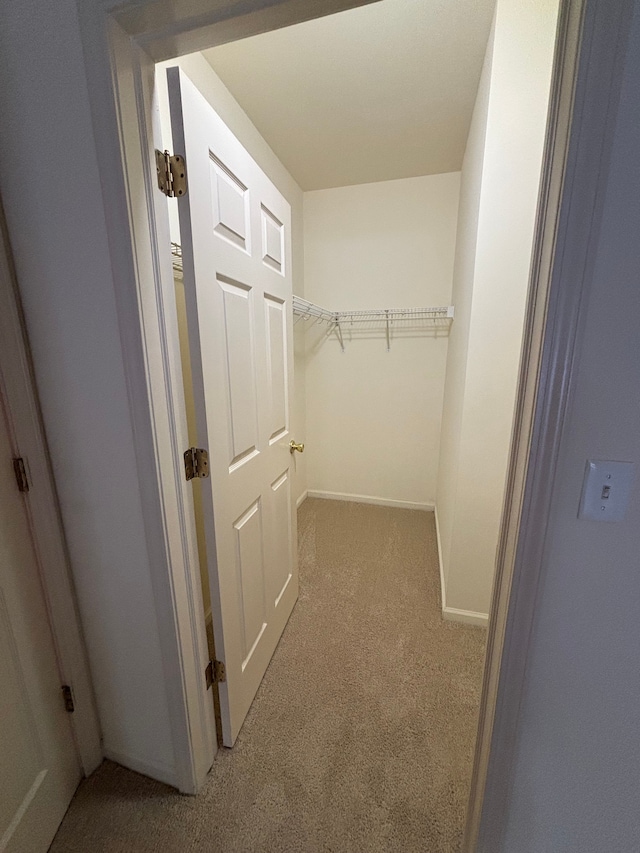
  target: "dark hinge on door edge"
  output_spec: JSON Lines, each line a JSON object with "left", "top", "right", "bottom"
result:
{"left": 155, "top": 149, "right": 187, "bottom": 198}
{"left": 205, "top": 660, "right": 226, "bottom": 689}
{"left": 184, "top": 447, "right": 209, "bottom": 481}
{"left": 62, "top": 685, "right": 75, "bottom": 713}
{"left": 13, "top": 457, "right": 29, "bottom": 492}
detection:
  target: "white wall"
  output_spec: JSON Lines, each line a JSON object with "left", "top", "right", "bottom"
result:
{"left": 436, "top": 0, "right": 559, "bottom": 618}
{"left": 303, "top": 173, "right": 460, "bottom": 507}
{"left": 436, "top": 18, "right": 494, "bottom": 601}
{"left": 0, "top": 0, "right": 176, "bottom": 783}
{"left": 502, "top": 5, "right": 640, "bottom": 848}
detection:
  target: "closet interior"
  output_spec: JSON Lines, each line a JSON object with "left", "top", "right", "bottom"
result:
{"left": 159, "top": 0, "right": 559, "bottom": 741}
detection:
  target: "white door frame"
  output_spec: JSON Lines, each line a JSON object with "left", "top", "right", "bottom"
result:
{"left": 72, "top": 0, "right": 631, "bottom": 832}
{"left": 0, "top": 203, "right": 103, "bottom": 777}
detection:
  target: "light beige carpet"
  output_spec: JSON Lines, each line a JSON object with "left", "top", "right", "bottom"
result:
{"left": 50, "top": 499, "right": 486, "bottom": 853}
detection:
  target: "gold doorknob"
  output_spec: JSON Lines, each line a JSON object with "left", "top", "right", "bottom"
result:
{"left": 289, "top": 440, "right": 305, "bottom": 454}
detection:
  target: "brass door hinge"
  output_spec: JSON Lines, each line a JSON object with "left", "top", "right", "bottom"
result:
{"left": 13, "top": 457, "right": 29, "bottom": 493}
{"left": 61, "top": 685, "right": 75, "bottom": 713}
{"left": 184, "top": 447, "right": 209, "bottom": 481}
{"left": 155, "top": 149, "right": 187, "bottom": 198}
{"left": 205, "top": 659, "right": 226, "bottom": 689}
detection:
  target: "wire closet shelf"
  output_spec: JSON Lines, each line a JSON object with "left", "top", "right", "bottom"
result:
{"left": 293, "top": 295, "right": 454, "bottom": 351}
{"left": 171, "top": 244, "right": 454, "bottom": 351}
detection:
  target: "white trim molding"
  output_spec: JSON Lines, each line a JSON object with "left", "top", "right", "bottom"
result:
{"left": 434, "top": 505, "right": 447, "bottom": 606}
{"left": 434, "top": 507, "right": 489, "bottom": 627}
{"left": 296, "top": 490, "right": 309, "bottom": 509}
{"left": 443, "top": 608, "right": 489, "bottom": 628}
{"left": 307, "top": 490, "right": 434, "bottom": 512}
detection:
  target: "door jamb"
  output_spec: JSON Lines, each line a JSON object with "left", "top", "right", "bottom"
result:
{"left": 0, "top": 201, "right": 103, "bottom": 777}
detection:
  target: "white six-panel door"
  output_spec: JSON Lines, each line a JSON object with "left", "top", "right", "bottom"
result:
{"left": 168, "top": 68, "right": 298, "bottom": 746}
{"left": 0, "top": 387, "right": 80, "bottom": 852}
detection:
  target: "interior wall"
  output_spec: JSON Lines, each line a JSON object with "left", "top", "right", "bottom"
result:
{"left": 303, "top": 173, "right": 460, "bottom": 507}
{"left": 0, "top": 0, "right": 177, "bottom": 784}
{"left": 157, "top": 53, "right": 308, "bottom": 510}
{"left": 436, "top": 0, "right": 560, "bottom": 619}
{"left": 436, "top": 18, "right": 495, "bottom": 599}
{"left": 503, "top": 5, "right": 640, "bottom": 848}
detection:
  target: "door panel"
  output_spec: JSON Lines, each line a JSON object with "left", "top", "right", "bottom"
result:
{"left": 210, "top": 155, "right": 250, "bottom": 250}
{"left": 270, "top": 470, "right": 293, "bottom": 606}
{"left": 0, "top": 390, "right": 80, "bottom": 852}
{"left": 234, "top": 498, "right": 267, "bottom": 668}
{"left": 168, "top": 67, "right": 298, "bottom": 746}
{"left": 261, "top": 206, "right": 284, "bottom": 273}
{"left": 218, "top": 277, "right": 259, "bottom": 467}
{"left": 265, "top": 294, "right": 288, "bottom": 441}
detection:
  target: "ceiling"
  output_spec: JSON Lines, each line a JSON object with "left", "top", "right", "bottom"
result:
{"left": 202, "top": 0, "right": 495, "bottom": 191}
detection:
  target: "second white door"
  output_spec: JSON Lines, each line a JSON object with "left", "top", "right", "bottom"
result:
{"left": 0, "top": 380, "right": 80, "bottom": 852}
{"left": 168, "top": 67, "right": 299, "bottom": 746}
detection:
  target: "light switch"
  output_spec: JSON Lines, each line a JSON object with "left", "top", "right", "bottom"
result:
{"left": 578, "top": 459, "right": 636, "bottom": 522}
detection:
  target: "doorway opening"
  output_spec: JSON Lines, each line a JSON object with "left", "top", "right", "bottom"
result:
{"left": 148, "top": 0, "right": 557, "bottom": 845}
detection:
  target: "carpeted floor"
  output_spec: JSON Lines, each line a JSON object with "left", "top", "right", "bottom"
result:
{"left": 50, "top": 499, "right": 486, "bottom": 853}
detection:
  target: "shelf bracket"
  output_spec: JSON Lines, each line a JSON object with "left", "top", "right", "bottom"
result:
{"left": 333, "top": 319, "right": 345, "bottom": 352}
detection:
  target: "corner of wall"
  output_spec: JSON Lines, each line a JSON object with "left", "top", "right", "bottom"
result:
{"left": 434, "top": 504, "right": 489, "bottom": 627}
{"left": 436, "top": 0, "right": 558, "bottom": 621}
{"left": 434, "top": 48, "right": 492, "bottom": 608}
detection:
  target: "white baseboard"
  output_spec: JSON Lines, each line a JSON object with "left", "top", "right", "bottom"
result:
{"left": 306, "top": 490, "right": 434, "bottom": 512}
{"left": 442, "top": 606, "right": 489, "bottom": 627}
{"left": 103, "top": 748, "right": 177, "bottom": 789}
{"left": 434, "top": 505, "right": 489, "bottom": 628}
{"left": 296, "top": 489, "right": 309, "bottom": 509}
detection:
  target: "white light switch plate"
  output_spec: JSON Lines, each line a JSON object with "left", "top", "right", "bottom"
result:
{"left": 579, "top": 459, "right": 636, "bottom": 522}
